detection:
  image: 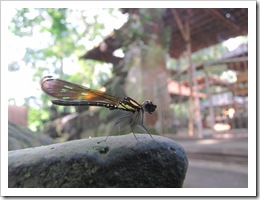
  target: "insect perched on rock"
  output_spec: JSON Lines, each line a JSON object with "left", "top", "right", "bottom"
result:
{"left": 41, "top": 76, "right": 157, "bottom": 141}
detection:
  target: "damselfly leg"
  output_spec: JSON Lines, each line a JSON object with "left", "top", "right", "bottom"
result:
{"left": 105, "top": 110, "right": 153, "bottom": 142}
{"left": 137, "top": 110, "right": 154, "bottom": 140}
{"left": 105, "top": 112, "right": 134, "bottom": 142}
{"left": 41, "top": 76, "right": 157, "bottom": 142}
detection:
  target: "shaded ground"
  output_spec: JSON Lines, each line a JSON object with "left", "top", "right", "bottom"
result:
{"left": 183, "top": 159, "right": 247, "bottom": 188}
{"left": 166, "top": 129, "right": 248, "bottom": 188}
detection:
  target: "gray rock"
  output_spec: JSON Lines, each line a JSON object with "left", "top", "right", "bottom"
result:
{"left": 8, "top": 134, "right": 188, "bottom": 188}
{"left": 8, "top": 122, "right": 54, "bottom": 151}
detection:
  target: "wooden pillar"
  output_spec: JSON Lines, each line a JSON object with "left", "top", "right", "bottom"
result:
{"left": 186, "top": 39, "right": 195, "bottom": 136}
{"left": 205, "top": 71, "right": 215, "bottom": 131}
{"left": 172, "top": 9, "right": 203, "bottom": 138}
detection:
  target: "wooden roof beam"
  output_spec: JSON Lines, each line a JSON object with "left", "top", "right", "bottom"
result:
{"left": 171, "top": 9, "right": 190, "bottom": 42}
{"left": 204, "top": 9, "right": 241, "bottom": 33}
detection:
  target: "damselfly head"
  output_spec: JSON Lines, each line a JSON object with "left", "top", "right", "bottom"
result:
{"left": 142, "top": 100, "right": 157, "bottom": 114}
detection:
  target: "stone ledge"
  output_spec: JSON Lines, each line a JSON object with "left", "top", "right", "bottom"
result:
{"left": 8, "top": 134, "right": 188, "bottom": 188}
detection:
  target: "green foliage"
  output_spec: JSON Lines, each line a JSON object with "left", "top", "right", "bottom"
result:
{"left": 192, "top": 43, "right": 228, "bottom": 64}
{"left": 9, "top": 8, "right": 44, "bottom": 37}
{"left": 166, "top": 41, "right": 237, "bottom": 92}
{"left": 44, "top": 9, "right": 68, "bottom": 40}
{"left": 8, "top": 8, "right": 118, "bottom": 131}
{"left": 28, "top": 107, "right": 49, "bottom": 132}
{"left": 167, "top": 43, "right": 229, "bottom": 73}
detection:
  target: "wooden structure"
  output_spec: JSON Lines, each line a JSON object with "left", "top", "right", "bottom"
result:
{"left": 168, "top": 79, "right": 207, "bottom": 99}
{"left": 83, "top": 9, "right": 248, "bottom": 61}
{"left": 81, "top": 8, "right": 248, "bottom": 137}
{"left": 178, "top": 43, "right": 248, "bottom": 131}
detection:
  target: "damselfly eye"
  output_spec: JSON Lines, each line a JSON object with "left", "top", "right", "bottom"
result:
{"left": 143, "top": 100, "right": 157, "bottom": 114}
{"left": 41, "top": 76, "right": 156, "bottom": 141}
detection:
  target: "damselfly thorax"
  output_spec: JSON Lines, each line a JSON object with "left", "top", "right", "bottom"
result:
{"left": 41, "top": 76, "right": 157, "bottom": 141}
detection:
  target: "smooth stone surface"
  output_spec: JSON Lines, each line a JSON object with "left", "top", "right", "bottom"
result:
{"left": 8, "top": 134, "right": 188, "bottom": 188}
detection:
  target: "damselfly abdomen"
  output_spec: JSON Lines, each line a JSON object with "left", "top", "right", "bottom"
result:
{"left": 41, "top": 76, "right": 157, "bottom": 141}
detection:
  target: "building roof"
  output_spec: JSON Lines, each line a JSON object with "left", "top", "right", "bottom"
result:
{"left": 164, "top": 8, "right": 248, "bottom": 58}
{"left": 82, "top": 8, "right": 248, "bottom": 62}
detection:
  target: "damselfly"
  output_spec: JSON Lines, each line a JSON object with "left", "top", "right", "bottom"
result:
{"left": 41, "top": 76, "right": 157, "bottom": 141}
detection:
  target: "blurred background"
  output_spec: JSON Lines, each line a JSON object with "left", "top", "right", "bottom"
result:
{"left": 7, "top": 8, "right": 248, "bottom": 188}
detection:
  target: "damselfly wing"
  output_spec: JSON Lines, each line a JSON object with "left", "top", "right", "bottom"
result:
{"left": 41, "top": 76, "right": 157, "bottom": 141}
